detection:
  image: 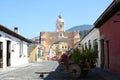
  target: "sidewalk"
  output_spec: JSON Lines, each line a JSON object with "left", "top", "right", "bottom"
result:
{"left": 0, "top": 63, "right": 31, "bottom": 75}
{"left": 90, "top": 68, "right": 120, "bottom": 80}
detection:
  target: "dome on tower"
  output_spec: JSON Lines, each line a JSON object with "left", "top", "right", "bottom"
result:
{"left": 56, "top": 15, "right": 65, "bottom": 32}
{"left": 57, "top": 15, "right": 64, "bottom": 23}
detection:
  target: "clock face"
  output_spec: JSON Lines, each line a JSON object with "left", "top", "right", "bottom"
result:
{"left": 59, "top": 24, "right": 62, "bottom": 28}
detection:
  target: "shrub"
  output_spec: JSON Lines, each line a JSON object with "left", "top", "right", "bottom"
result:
{"left": 71, "top": 48, "right": 98, "bottom": 65}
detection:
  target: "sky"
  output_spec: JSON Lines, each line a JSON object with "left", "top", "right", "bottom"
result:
{"left": 0, "top": 0, "right": 113, "bottom": 39}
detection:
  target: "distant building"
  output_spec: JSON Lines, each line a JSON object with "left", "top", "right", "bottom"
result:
{"left": 29, "top": 15, "right": 80, "bottom": 61}
{"left": 0, "top": 25, "right": 31, "bottom": 68}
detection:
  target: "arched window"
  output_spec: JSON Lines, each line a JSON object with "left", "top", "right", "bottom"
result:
{"left": 93, "top": 39, "right": 98, "bottom": 49}
{"left": 88, "top": 40, "right": 91, "bottom": 49}
{"left": 59, "top": 31, "right": 63, "bottom": 38}
{"left": 85, "top": 43, "right": 87, "bottom": 50}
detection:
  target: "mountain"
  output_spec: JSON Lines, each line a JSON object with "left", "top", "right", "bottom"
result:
{"left": 66, "top": 25, "right": 93, "bottom": 32}
{"left": 66, "top": 25, "right": 93, "bottom": 38}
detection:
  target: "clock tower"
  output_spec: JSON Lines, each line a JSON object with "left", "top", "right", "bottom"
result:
{"left": 56, "top": 15, "right": 65, "bottom": 32}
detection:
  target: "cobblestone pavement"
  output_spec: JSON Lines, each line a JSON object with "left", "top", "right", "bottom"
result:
{"left": 0, "top": 61, "right": 120, "bottom": 80}
{"left": 0, "top": 61, "right": 60, "bottom": 80}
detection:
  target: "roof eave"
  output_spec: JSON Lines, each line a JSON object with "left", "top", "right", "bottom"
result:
{"left": 0, "top": 24, "right": 32, "bottom": 43}
{"left": 94, "top": 0, "right": 120, "bottom": 28}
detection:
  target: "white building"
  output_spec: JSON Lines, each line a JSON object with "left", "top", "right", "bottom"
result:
{"left": 0, "top": 24, "right": 31, "bottom": 68}
{"left": 80, "top": 28, "right": 101, "bottom": 67}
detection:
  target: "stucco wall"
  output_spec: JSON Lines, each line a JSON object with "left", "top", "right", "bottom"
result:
{"left": 0, "top": 31, "right": 29, "bottom": 67}
{"left": 40, "top": 32, "right": 80, "bottom": 60}
{"left": 80, "top": 28, "right": 101, "bottom": 67}
{"left": 99, "top": 10, "right": 120, "bottom": 73}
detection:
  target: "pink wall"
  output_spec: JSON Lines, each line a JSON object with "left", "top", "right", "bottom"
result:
{"left": 99, "top": 10, "right": 120, "bottom": 74}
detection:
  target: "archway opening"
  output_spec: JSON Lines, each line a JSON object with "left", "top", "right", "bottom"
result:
{"left": 49, "top": 41, "right": 69, "bottom": 60}
{"left": 37, "top": 45, "right": 45, "bottom": 60}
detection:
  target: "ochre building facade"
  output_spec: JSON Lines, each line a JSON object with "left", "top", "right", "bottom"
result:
{"left": 39, "top": 15, "right": 80, "bottom": 60}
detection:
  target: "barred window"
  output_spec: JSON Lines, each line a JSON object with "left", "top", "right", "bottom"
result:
{"left": 85, "top": 43, "right": 87, "bottom": 49}
{"left": 93, "top": 39, "right": 98, "bottom": 49}
{"left": 19, "top": 41, "right": 23, "bottom": 57}
{"left": 88, "top": 40, "right": 91, "bottom": 49}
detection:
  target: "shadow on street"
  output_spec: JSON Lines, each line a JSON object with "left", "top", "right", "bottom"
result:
{"left": 44, "top": 65, "right": 70, "bottom": 80}
{"left": 34, "top": 61, "right": 120, "bottom": 80}
{"left": 41, "top": 64, "right": 100, "bottom": 80}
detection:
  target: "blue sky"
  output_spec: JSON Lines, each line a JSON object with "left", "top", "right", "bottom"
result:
{"left": 0, "top": 0, "right": 113, "bottom": 39}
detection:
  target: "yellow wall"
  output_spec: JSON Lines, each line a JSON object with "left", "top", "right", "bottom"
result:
{"left": 28, "top": 45, "right": 38, "bottom": 62}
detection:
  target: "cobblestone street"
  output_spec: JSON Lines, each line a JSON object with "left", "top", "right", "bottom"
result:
{"left": 0, "top": 61, "right": 60, "bottom": 80}
{"left": 0, "top": 61, "right": 120, "bottom": 80}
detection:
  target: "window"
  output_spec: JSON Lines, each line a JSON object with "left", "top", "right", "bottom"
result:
{"left": 38, "top": 48, "right": 41, "bottom": 58}
{"left": 59, "top": 31, "right": 63, "bottom": 38}
{"left": 85, "top": 43, "right": 87, "bottom": 49}
{"left": 88, "top": 40, "right": 91, "bottom": 49}
{"left": 19, "top": 41, "right": 23, "bottom": 57}
{"left": 60, "top": 24, "right": 62, "bottom": 28}
{"left": 65, "top": 46, "right": 67, "bottom": 48}
{"left": 60, "top": 33, "right": 62, "bottom": 37}
{"left": 93, "top": 39, "right": 98, "bottom": 49}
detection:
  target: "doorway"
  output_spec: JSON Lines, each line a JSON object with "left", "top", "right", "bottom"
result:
{"left": 7, "top": 40, "right": 11, "bottom": 66}
{"left": 0, "top": 42, "right": 3, "bottom": 68}
{"left": 100, "top": 39, "right": 105, "bottom": 69}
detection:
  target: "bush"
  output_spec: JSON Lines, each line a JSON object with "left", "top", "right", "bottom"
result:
{"left": 71, "top": 48, "right": 82, "bottom": 63}
{"left": 71, "top": 48, "right": 98, "bottom": 66}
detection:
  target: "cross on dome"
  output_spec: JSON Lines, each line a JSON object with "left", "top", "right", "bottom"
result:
{"left": 59, "top": 15, "right": 62, "bottom": 19}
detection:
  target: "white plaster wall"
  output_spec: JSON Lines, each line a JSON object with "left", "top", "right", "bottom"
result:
{"left": 18, "top": 42, "right": 28, "bottom": 65}
{"left": 80, "top": 28, "right": 101, "bottom": 67}
{"left": 0, "top": 31, "right": 29, "bottom": 67}
{"left": 10, "top": 38, "right": 29, "bottom": 67}
{"left": 11, "top": 40, "right": 20, "bottom": 66}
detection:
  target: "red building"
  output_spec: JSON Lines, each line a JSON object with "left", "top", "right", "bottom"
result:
{"left": 94, "top": 0, "right": 120, "bottom": 74}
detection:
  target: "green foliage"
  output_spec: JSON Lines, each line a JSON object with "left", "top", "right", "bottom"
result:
{"left": 71, "top": 48, "right": 98, "bottom": 64}
{"left": 83, "top": 48, "right": 98, "bottom": 63}
{"left": 71, "top": 48, "right": 82, "bottom": 63}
